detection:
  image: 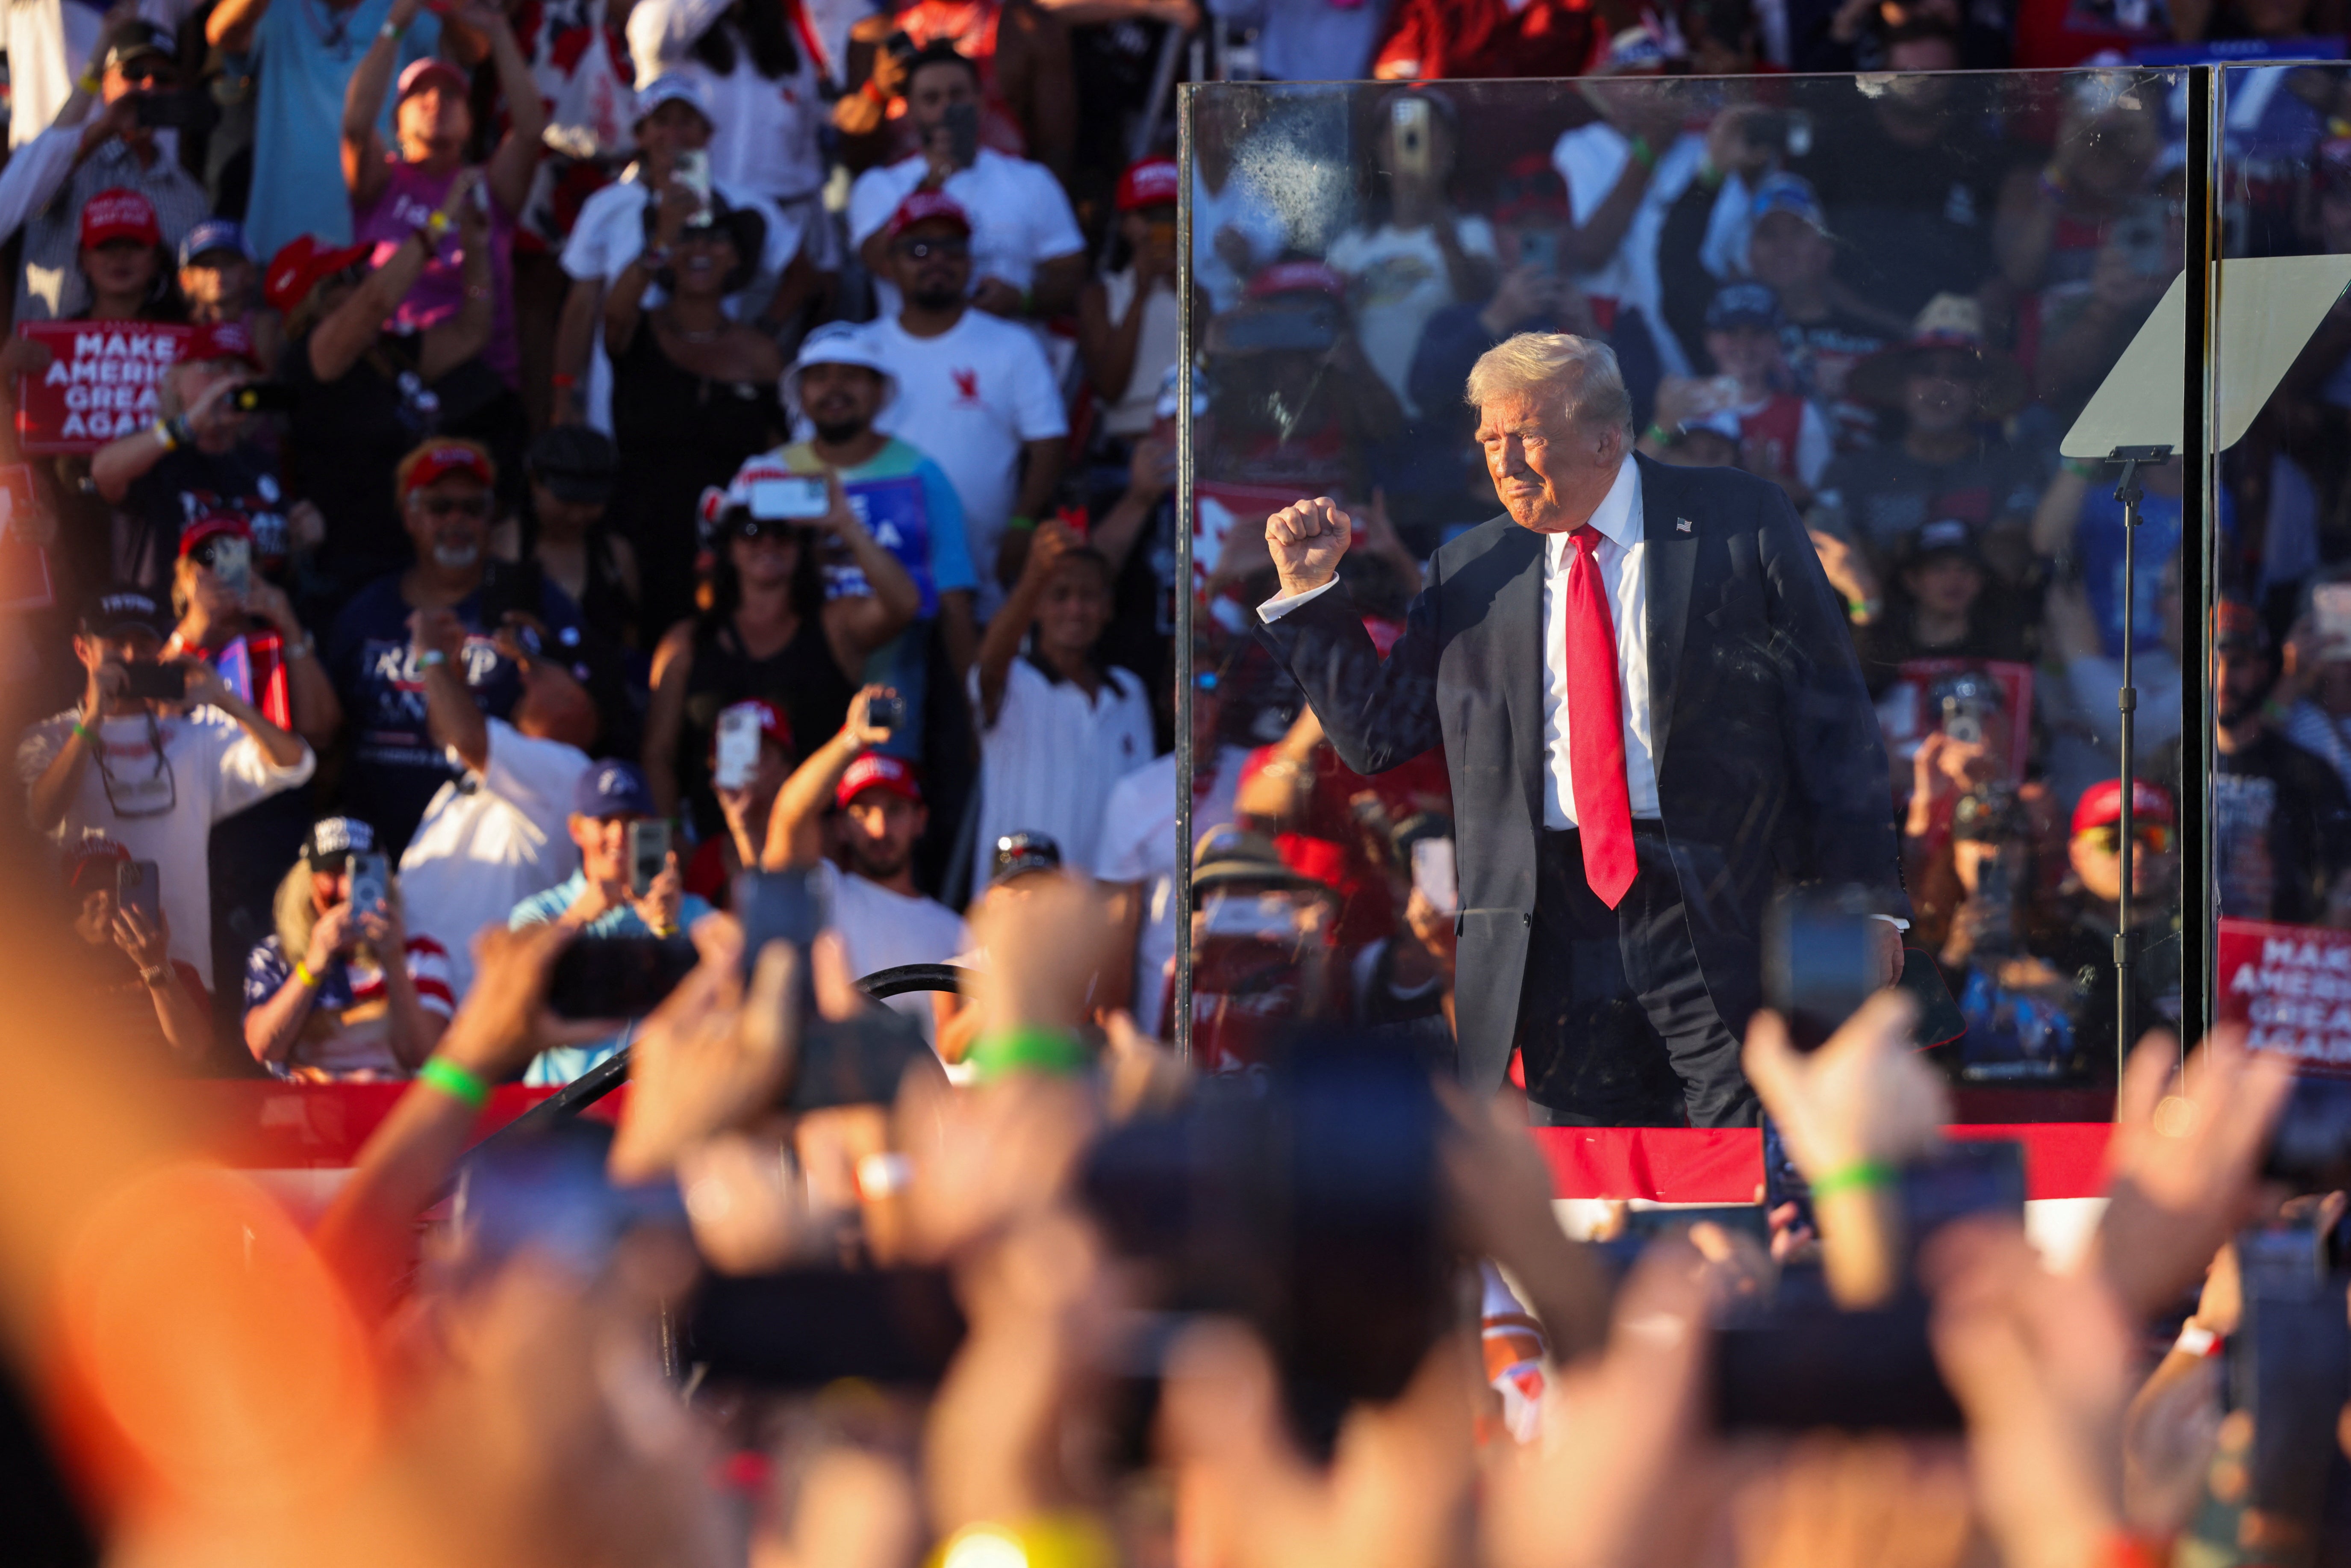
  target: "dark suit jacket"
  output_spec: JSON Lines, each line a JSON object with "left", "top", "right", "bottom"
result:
{"left": 1256, "top": 454, "right": 1908, "bottom": 1094}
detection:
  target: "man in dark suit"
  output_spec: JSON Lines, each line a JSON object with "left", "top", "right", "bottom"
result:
{"left": 1256, "top": 331, "right": 1906, "bottom": 1127}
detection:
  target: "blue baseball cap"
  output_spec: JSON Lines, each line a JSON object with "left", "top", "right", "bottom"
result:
{"left": 1705, "top": 280, "right": 1782, "bottom": 332}
{"left": 572, "top": 759, "right": 656, "bottom": 819}
{"left": 178, "top": 218, "right": 253, "bottom": 269}
{"left": 1749, "top": 173, "right": 1826, "bottom": 234}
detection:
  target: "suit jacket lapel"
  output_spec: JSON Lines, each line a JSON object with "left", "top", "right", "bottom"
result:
{"left": 1491, "top": 522, "right": 1547, "bottom": 832}
{"left": 1638, "top": 455, "right": 1696, "bottom": 769}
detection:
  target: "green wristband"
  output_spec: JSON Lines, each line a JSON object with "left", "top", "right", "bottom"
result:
{"left": 967, "top": 1025, "right": 1088, "bottom": 1082}
{"left": 418, "top": 1055, "right": 490, "bottom": 1110}
{"left": 1643, "top": 422, "right": 1673, "bottom": 447}
{"left": 1004, "top": 514, "right": 1037, "bottom": 533}
{"left": 1808, "top": 1159, "right": 1897, "bottom": 1200}
{"left": 71, "top": 720, "right": 99, "bottom": 746}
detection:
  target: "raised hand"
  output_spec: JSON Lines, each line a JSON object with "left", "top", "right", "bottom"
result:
{"left": 1264, "top": 495, "right": 1352, "bottom": 599}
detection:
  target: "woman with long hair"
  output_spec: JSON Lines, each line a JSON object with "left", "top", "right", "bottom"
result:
{"left": 643, "top": 456, "right": 919, "bottom": 835}
{"left": 241, "top": 816, "right": 454, "bottom": 1079}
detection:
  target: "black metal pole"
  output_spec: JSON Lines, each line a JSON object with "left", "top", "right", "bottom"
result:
{"left": 2113, "top": 454, "right": 2144, "bottom": 1082}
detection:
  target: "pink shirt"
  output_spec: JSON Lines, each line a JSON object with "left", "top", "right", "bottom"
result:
{"left": 352, "top": 158, "right": 519, "bottom": 386}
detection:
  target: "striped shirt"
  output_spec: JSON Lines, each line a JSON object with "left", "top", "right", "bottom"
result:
{"left": 242, "top": 929, "right": 456, "bottom": 1081}
{"left": 969, "top": 656, "right": 1154, "bottom": 894}
{"left": 13, "top": 133, "right": 210, "bottom": 323}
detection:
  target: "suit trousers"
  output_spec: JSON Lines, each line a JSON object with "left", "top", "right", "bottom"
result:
{"left": 1515, "top": 824, "right": 1758, "bottom": 1129}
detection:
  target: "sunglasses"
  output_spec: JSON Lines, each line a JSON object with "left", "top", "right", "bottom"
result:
{"left": 412, "top": 492, "right": 492, "bottom": 519}
{"left": 894, "top": 236, "right": 969, "bottom": 261}
{"left": 733, "top": 516, "right": 807, "bottom": 542}
{"left": 2078, "top": 824, "right": 2174, "bottom": 854}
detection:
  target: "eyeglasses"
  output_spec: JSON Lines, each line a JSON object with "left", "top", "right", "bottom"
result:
{"left": 412, "top": 493, "right": 492, "bottom": 519}
{"left": 894, "top": 236, "right": 969, "bottom": 261}
{"left": 2077, "top": 824, "right": 2174, "bottom": 855}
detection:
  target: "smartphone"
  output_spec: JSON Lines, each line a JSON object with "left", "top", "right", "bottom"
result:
{"left": 686, "top": 1267, "right": 967, "bottom": 1389}
{"left": 736, "top": 867, "right": 828, "bottom": 972}
{"left": 230, "top": 383, "right": 298, "bottom": 416}
{"left": 748, "top": 475, "right": 830, "bottom": 522}
{"left": 1410, "top": 837, "right": 1458, "bottom": 917}
{"left": 866, "top": 693, "right": 905, "bottom": 734}
{"left": 1390, "top": 96, "right": 1432, "bottom": 180}
{"left": 131, "top": 92, "right": 203, "bottom": 130}
{"left": 626, "top": 819, "right": 669, "bottom": 899}
{"left": 1713, "top": 1300, "right": 1964, "bottom": 1432}
{"left": 789, "top": 1008, "right": 940, "bottom": 1112}
{"left": 115, "top": 859, "right": 161, "bottom": 928}
{"left": 119, "top": 660, "right": 186, "bottom": 701}
{"left": 2315, "top": 582, "right": 2351, "bottom": 649}
{"left": 1761, "top": 888, "right": 1880, "bottom": 1052}
{"left": 206, "top": 533, "right": 250, "bottom": 598}
{"left": 713, "top": 704, "right": 763, "bottom": 792}
{"left": 673, "top": 147, "right": 712, "bottom": 210}
{"left": 1517, "top": 228, "right": 1559, "bottom": 274}
{"left": 942, "top": 100, "right": 980, "bottom": 169}
{"left": 545, "top": 935, "right": 699, "bottom": 1020}
{"left": 348, "top": 851, "right": 389, "bottom": 918}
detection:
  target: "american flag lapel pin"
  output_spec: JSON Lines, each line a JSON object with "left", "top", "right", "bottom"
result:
{"left": 1676, "top": 517, "right": 1693, "bottom": 533}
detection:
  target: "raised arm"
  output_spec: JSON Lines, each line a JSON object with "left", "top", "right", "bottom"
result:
{"left": 307, "top": 225, "right": 438, "bottom": 382}
{"left": 461, "top": 0, "right": 548, "bottom": 217}
{"left": 642, "top": 620, "right": 697, "bottom": 821}
{"left": 417, "top": 172, "right": 495, "bottom": 381}
{"left": 975, "top": 519, "right": 1078, "bottom": 726}
{"left": 759, "top": 687, "right": 894, "bottom": 870}
{"left": 207, "top": 0, "right": 276, "bottom": 53}
{"left": 409, "top": 606, "right": 488, "bottom": 773}
{"left": 810, "top": 474, "right": 920, "bottom": 673}
{"left": 342, "top": 0, "right": 420, "bottom": 207}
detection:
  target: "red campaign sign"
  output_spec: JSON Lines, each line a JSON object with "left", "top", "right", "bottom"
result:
{"left": 0, "top": 463, "right": 51, "bottom": 610}
{"left": 2216, "top": 917, "right": 2351, "bottom": 1077}
{"left": 14, "top": 321, "right": 191, "bottom": 454}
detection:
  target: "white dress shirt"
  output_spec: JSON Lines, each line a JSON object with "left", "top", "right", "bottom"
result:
{"left": 1257, "top": 455, "right": 1659, "bottom": 830}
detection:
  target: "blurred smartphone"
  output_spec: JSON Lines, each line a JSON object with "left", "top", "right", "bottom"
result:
{"left": 789, "top": 1009, "right": 938, "bottom": 1112}
{"left": 674, "top": 148, "right": 712, "bottom": 210}
{"left": 748, "top": 475, "right": 829, "bottom": 521}
{"left": 348, "top": 852, "right": 389, "bottom": 918}
{"left": 120, "top": 660, "right": 185, "bottom": 701}
{"left": 1761, "top": 888, "right": 1879, "bottom": 1052}
{"left": 2315, "top": 583, "right": 2351, "bottom": 648}
{"left": 1713, "top": 1301, "right": 1963, "bottom": 1432}
{"left": 545, "top": 935, "right": 698, "bottom": 1020}
{"left": 131, "top": 92, "right": 203, "bottom": 130}
{"left": 230, "top": 383, "right": 298, "bottom": 416}
{"left": 627, "top": 819, "right": 669, "bottom": 898}
{"left": 116, "top": 859, "right": 160, "bottom": 928}
{"left": 736, "top": 866, "right": 829, "bottom": 993}
{"left": 1898, "top": 1140, "right": 2025, "bottom": 1264}
{"left": 1517, "top": 228, "right": 1559, "bottom": 273}
{"left": 942, "top": 100, "right": 980, "bottom": 168}
{"left": 686, "top": 1267, "right": 966, "bottom": 1389}
{"left": 713, "top": 704, "right": 762, "bottom": 792}
{"left": 866, "top": 693, "right": 904, "bottom": 733}
{"left": 1391, "top": 96, "right": 1432, "bottom": 180}
{"left": 1409, "top": 836, "right": 1458, "bottom": 916}
{"left": 207, "top": 533, "right": 251, "bottom": 597}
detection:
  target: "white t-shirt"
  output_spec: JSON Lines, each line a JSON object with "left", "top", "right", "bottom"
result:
{"left": 847, "top": 149, "right": 1084, "bottom": 319}
{"left": 1551, "top": 121, "right": 1710, "bottom": 380}
{"left": 397, "top": 720, "right": 591, "bottom": 1002}
{"left": 970, "top": 657, "right": 1154, "bottom": 894}
{"left": 1091, "top": 744, "right": 1249, "bottom": 1036}
{"left": 868, "top": 309, "right": 1068, "bottom": 619}
{"left": 559, "top": 170, "right": 805, "bottom": 433}
{"left": 1190, "top": 162, "right": 1285, "bottom": 315}
{"left": 1326, "top": 217, "right": 1497, "bottom": 417}
{"left": 16, "top": 705, "right": 315, "bottom": 974}
{"left": 817, "top": 859, "right": 968, "bottom": 1044}
{"left": 627, "top": 0, "right": 828, "bottom": 203}
{"left": 1099, "top": 267, "right": 1183, "bottom": 437}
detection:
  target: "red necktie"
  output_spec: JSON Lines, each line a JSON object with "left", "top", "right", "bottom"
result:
{"left": 1564, "top": 526, "right": 1637, "bottom": 908}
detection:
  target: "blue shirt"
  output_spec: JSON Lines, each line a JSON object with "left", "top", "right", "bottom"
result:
{"left": 239, "top": 0, "right": 442, "bottom": 260}
{"left": 507, "top": 871, "right": 713, "bottom": 1086}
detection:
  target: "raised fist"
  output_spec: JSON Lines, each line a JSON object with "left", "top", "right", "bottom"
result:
{"left": 1264, "top": 495, "right": 1352, "bottom": 600}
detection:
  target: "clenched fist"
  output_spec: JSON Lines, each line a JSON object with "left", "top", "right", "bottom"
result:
{"left": 1265, "top": 495, "right": 1352, "bottom": 599}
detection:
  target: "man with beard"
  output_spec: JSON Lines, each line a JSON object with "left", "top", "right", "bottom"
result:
{"left": 2199, "top": 600, "right": 2351, "bottom": 924}
{"left": 762, "top": 712, "right": 969, "bottom": 1044}
{"left": 326, "top": 440, "right": 587, "bottom": 857}
{"left": 772, "top": 321, "right": 979, "bottom": 763}
{"left": 863, "top": 190, "right": 1066, "bottom": 617}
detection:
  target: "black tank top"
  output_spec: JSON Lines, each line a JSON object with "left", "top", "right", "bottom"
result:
{"left": 677, "top": 611, "right": 857, "bottom": 840}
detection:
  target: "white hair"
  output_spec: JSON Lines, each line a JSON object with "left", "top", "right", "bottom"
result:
{"left": 1464, "top": 332, "right": 1635, "bottom": 440}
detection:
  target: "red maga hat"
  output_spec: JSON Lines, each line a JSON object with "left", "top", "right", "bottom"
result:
{"left": 1115, "top": 156, "right": 1179, "bottom": 212}
{"left": 2071, "top": 778, "right": 2176, "bottom": 836}
{"left": 80, "top": 188, "right": 159, "bottom": 249}
{"left": 836, "top": 751, "right": 923, "bottom": 809}
{"left": 885, "top": 189, "right": 972, "bottom": 239}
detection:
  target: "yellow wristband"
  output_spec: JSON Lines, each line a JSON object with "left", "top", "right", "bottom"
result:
{"left": 293, "top": 959, "right": 320, "bottom": 989}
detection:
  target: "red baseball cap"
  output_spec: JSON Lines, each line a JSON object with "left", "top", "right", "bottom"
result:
{"left": 263, "top": 234, "right": 372, "bottom": 315}
{"left": 885, "top": 189, "right": 972, "bottom": 240}
{"left": 63, "top": 832, "right": 131, "bottom": 890}
{"left": 80, "top": 188, "right": 159, "bottom": 250}
{"left": 1245, "top": 259, "right": 1345, "bottom": 302}
{"left": 2071, "top": 778, "right": 2176, "bottom": 836}
{"left": 400, "top": 441, "right": 495, "bottom": 497}
{"left": 1115, "top": 156, "right": 1179, "bottom": 212}
{"left": 398, "top": 56, "right": 470, "bottom": 100}
{"left": 836, "top": 752, "right": 923, "bottom": 809}
{"left": 179, "top": 515, "right": 250, "bottom": 557}
{"left": 188, "top": 318, "right": 263, "bottom": 370}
